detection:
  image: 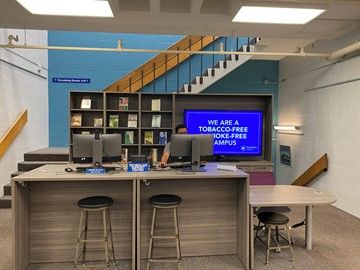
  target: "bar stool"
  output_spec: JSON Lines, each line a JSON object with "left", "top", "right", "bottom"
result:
{"left": 254, "top": 211, "right": 294, "bottom": 265}
{"left": 147, "top": 194, "right": 182, "bottom": 270}
{"left": 254, "top": 206, "right": 291, "bottom": 242}
{"left": 74, "top": 196, "right": 116, "bottom": 268}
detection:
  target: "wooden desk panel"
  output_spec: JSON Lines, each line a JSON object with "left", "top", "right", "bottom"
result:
{"left": 139, "top": 179, "right": 238, "bottom": 257}
{"left": 30, "top": 181, "right": 133, "bottom": 263}
{"left": 136, "top": 164, "right": 250, "bottom": 269}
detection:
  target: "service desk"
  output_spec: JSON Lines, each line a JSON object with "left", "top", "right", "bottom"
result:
{"left": 13, "top": 163, "right": 250, "bottom": 270}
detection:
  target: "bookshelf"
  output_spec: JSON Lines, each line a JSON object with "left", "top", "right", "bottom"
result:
{"left": 105, "top": 93, "right": 140, "bottom": 159}
{"left": 69, "top": 91, "right": 173, "bottom": 161}
{"left": 69, "top": 91, "right": 104, "bottom": 135}
{"left": 140, "top": 93, "right": 172, "bottom": 157}
{"left": 69, "top": 91, "right": 273, "bottom": 162}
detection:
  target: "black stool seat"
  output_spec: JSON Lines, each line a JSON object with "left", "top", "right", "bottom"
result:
{"left": 78, "top": 196, "right": 114, "bottom": 209}
{"left": 149, "top": 194, "right": 182, "bottom": 206}
{"left": 257, "top": 211, "right": 289, "bottom": 225}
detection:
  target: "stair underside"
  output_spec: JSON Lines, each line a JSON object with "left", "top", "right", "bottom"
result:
{"left": 0, "top": 195, "right": 11, "bottom": 209}
{"left": 24, "top": 147, "right": 69, "bottom": 161}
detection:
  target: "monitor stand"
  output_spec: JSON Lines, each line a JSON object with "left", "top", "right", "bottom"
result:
{"left": 190, "top": 137, "right": 206, "bottom": 172}
{"left": 92, "top": 134, "right": 103, "bottom": 167}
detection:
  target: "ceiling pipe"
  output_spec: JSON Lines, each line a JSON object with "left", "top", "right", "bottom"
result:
{"left": 327, "top": 41, "right": 360, "bottom": 60}
{"left": 0, "top": 34, "right": 331, "bottom": 59}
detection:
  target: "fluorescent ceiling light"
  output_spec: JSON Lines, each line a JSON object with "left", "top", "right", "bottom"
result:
{"left": 16, "top": 0, "right": 114, "bottom": 17}
{"left": 232, "top": 6, "right": 325, "bottom": 24}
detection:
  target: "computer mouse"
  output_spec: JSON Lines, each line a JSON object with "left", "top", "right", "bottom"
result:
{"left": 64, "top": 167, "right": 74, "bottom": 173}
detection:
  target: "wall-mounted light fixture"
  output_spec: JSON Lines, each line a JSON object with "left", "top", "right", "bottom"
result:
{"left": 273, "top": 125, "right": 304, "bottom": 135}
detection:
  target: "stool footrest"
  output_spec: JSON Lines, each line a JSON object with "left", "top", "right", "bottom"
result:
{"left": 152, "top": 235, "right": 178, "bottom": 239}
{"left": 148, "top": 258, "right": 181, "bottom": 263}
{"left": 268, "top": 245, "right": 291, "bottom": 250}
{"left": 79, "top": 239, "right": 107, "bottom": 243}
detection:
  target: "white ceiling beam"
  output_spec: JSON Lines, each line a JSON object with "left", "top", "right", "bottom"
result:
{"left": 150, "top": 0, "right": 161, "bottom": 13}
{"left": 191, "top": 0, "right": 203, "bottom": 14}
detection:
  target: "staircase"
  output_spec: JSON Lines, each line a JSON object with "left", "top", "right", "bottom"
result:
{"left": 182, "top": 38, "right": 261, "bottom": 93}
{"left": 104, "top": 35, "right": 262, "bottom": 95}
{"left": 104, "top": 35, "right": 219, "bottom": 93}
{"left": 0, "top": 148, "right": 69, "bottom": 208}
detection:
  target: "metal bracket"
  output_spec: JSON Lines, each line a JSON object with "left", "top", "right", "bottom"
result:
{"left": 18, "top": 181, "right": 28, "bottom": 188}
{"left": 142, "top": 179, "right": 150, "bottom": 186}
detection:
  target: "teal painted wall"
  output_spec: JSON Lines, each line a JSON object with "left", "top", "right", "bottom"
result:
{"left": 48, "top": 31, "right": 182, "bottom": 146}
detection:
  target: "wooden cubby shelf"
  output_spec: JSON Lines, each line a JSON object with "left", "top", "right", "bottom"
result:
{"left": 69, "top": 91, "right": 273, "bottom": 162}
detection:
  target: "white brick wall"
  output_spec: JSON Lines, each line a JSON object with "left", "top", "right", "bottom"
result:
{"left": 277, "top": 29, "right": 360, "bottom": 217}
{"left": 0, "top": 29, "right": 48, "bottom": 196}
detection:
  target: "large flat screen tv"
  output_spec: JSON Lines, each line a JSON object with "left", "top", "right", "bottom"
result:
{"left": 184, "top": 110, "right": 263, "bottom": 156}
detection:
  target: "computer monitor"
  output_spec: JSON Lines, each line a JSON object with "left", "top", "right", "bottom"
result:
{"left": 72, "top": 133, "right": 122, "bottom": 166}
{"left": 171, "top": 134, "right": 213, "bottom": 171}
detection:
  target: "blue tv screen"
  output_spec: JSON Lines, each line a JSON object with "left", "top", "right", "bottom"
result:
{"left": 184, "top": 110, "right": 263, "bottom": 156}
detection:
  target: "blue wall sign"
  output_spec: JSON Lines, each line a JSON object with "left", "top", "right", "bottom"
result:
{"left": 52, "top": 78, "right": 90, "bottom": 83}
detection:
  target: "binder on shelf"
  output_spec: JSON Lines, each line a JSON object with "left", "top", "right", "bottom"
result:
{"left": 93, "top": 117, "right": 103, "bottom": 127}
{"left": 118, "top": 97, "right": 129, "bottom": 111}
{"left": 71, "top": 113, "right": 82, "bottom": 127}
{"left": 144, "top": 131, "right": 153, "bottom": 144}
{"left": 151, "top": 99, "right": 161, "bottom": 111}
{"left": 109, "top": 115, "right": 119, "bottom": 128}
{"left": 125, "top": 131, "right": 134, "bottom": 144}
{"left": 128, "top": 114, "right": 138, "bottom": 127}
{"left": 80, "top": 96, "right": 91, "bottom": 109}
{"left": 151, "top": 115, "right": 161, "bottom": 128}
{"left": 159, "top": 131, "right": 167, "bottom": 144}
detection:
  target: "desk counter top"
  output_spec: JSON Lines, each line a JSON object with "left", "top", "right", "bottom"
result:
{"left": 13, "top": 163, "right": 249, "bottom": 182}
{"left": 12, "top": 164, "right": 132, "bottom": 182}
{"left": 250, "top": 185, "right": 337, "bottom": 206}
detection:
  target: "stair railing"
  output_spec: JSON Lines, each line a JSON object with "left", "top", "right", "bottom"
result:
{"left": 104, "top": 35, "right": 218, "bottom": 93}
{"left": 105, "top": 36, "right": 258, "bottom": 94}
{"left": 292, "top": 154, "right": 328, "bottom": 186}
{"left": 0, "top": 110, "right": 28, "bottom": 159}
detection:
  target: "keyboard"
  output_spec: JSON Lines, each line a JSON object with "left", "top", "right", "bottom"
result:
{"left": 167, "top": 161, "right": 192, "bottom": 168}
{"left": 76, "top": 166, "right": 121, "bottom": 173}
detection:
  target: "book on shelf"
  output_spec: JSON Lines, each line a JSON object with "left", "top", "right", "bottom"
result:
{"left": 71, "top": 113, "right": 82, "bottom": 127}
{"left": 151, "top": 99, "right": 161, "bottom": 111}
{"left": 144, "top": 131, "right": 153, "bottom": 144}
{"left": 121, "top": 148, "right": 128, "bottom": 162}
{"left": 80, "top": 96, "right": 91, "bottom": 109}
{"left": 93, "top": 117, "right": 103, "bottom": 127}
{"left": 124, "top": 131, "right": 134, "bottom": 144}
{"left": 128, "top": 114, "right": 138, "bottom": 127}
{"left": 159, "top": 131, "right": 167, "bottom": 144}
{"left": 151, "top": 114, "right": 161, "bottom": 128}
{"left": 109, "top": 115, "right": 119, "bottom": 128}
{"left": 118, "top": 97, "right": 129, "bottom": 111}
